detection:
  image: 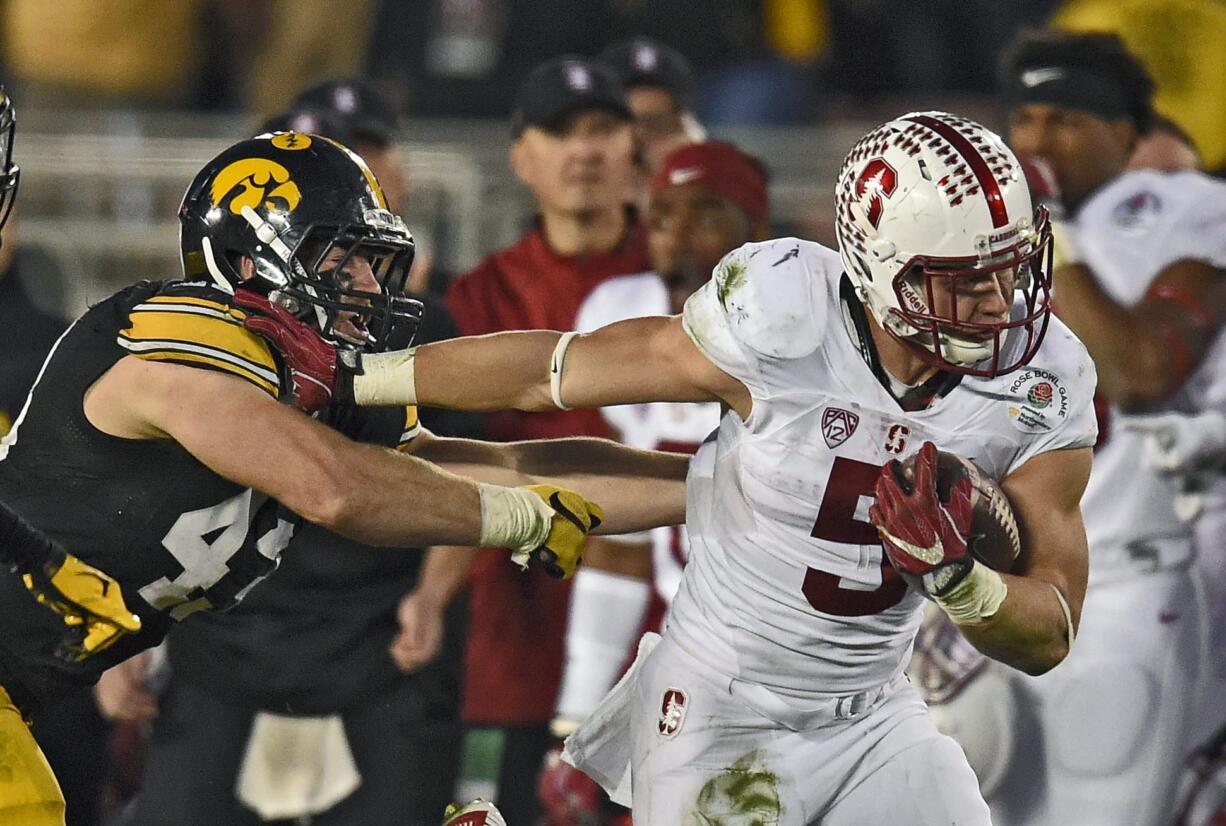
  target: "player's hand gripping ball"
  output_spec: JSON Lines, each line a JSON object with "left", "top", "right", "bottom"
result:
{"left": 870, "top": 442, "right": 1021, "bottom": 599}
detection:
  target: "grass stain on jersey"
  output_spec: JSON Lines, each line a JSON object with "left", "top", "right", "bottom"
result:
{"left": 684, "top": 750, "right": 782, "bottom": 825}
{"left": 715, "top": 258, "right": 749, "bottom": 311}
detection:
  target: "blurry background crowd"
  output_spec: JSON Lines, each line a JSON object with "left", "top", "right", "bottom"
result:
{"left": 0, "top": 1, "right": 1224, "bottom": 824}
{"left": 4, "top": 0, "right": 1223, "bottom": 317}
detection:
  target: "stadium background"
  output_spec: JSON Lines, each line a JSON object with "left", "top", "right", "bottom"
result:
{"left": 6, "top": 0, "right": 1223, "bottom": 320}
{"left": 1, "top": 0, "right": 1223, "bottom": 814}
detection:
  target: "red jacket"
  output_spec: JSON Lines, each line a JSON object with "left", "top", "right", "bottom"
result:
{"left": 446, "top": 217, "right": 651, "bottom": 724}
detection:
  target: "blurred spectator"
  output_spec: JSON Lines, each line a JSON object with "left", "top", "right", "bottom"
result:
{"left": 607, "top": 1, "right": 826, "bottom": 124}
{"left": 2, "top": 0, "right": 210, "bottom": 109}
{"left": 600, "top": 36, "right": 706, "bottom": 203}
{"left": 114, "top": 88, "right": 481, "bottom": 826}
{"left": 366, "top": 0, "right": 616, "bottom": 117}
{"left": 0, "top": 215, "right": 113, "bottom": 826}
{"left": 1053, "top": 0, "right": 1226, "bottom": 173}
{"left": 1129, "top": 116, "right": 1202, "bottom": 173}
{"left": 999, "top": 28, "right": 1226, "bottom": 826}
{"left": 243, "top": 2, "right": 381, "bottom": 115}
{"left": 444, "top": 55, "right": 647, "bottom": 825}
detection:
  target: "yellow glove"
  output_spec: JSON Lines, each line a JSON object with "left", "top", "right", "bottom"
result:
{"left": 522, "top": 484, "right": 605, "bottom": 580}
{"left": 23, "top": 551, "right": 142, "bottom": 663}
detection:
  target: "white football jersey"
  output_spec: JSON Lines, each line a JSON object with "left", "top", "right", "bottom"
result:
{"left": 1069, "top": 169, "right": 1226, "bottom": 556}
{"left": 669, "top": 238, "right": 1097, "bottom": 698}
{"left": 576, "top": 273, "right": 721, "bottom": 603}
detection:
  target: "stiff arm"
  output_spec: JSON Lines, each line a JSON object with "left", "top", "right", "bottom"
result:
{"left": 410, "top": 315, "right": 752, "bottom": 419}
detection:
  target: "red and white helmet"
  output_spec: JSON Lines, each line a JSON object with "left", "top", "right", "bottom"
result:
{"left": 835, "top": 111, "right": 1053, "bottom": 377}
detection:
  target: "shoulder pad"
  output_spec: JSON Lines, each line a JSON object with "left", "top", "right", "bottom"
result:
{"left": 117, "top": 280, "right": 280, "bottom": 397}
{"left": 702, "top": 239, "right": 835, "bottom": 360}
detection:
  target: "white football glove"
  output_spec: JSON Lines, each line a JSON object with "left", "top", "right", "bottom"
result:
{"left": 1119, "top": 410, "right": 1226, "bottom": 474}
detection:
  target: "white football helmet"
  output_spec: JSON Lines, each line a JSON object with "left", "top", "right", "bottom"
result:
{"left": 835, "top": 111, "right": 1053, "bottom": 377}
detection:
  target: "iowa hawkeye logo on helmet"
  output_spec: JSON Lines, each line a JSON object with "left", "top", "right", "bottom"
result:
{"left": 178, "top": 131, "right": 421, "bottom": 354}
{"left": 210, "top": 157, "right": 302, "bottom": 216}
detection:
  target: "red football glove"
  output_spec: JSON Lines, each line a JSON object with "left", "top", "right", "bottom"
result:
{"left": 868, "top": 441, "right": 975, "bottom": 599}
{"left": 234, "top": 290, "right": 352, "bottom": 413}
{"left": 537, "top": 745, "right": 602, "bottom": 826}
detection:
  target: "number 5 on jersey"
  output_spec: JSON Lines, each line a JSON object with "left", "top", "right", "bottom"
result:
{"left": 804, "top": 456, "right": 907, "bottom": 616}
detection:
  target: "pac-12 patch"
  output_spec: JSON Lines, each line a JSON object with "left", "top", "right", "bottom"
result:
{"left": 659, "top": 687, "right": 688, "bottom": 738}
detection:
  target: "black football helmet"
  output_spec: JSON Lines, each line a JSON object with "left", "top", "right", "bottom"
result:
{"left": 0, "top": 88, "right": 20, "bottom": 244}
{"left": 178, "top": 131, "right": 419, "bottom": 351}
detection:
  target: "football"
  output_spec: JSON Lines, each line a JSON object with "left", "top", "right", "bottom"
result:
{"left": 894, "top": 448, "right": 1022, "bottom": 573}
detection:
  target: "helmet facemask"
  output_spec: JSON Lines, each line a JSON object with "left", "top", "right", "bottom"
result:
{"left": 0, "top": 90, "right": 20, "bottom": 242}
{"left": 884, "top": 209, "right": 1054, "bottom": 378}
{"left": 270, "top": 216, "right": 420, "bottom": 353}
{"left": 835, "top": 111, "right": 1058, "bottom": 379}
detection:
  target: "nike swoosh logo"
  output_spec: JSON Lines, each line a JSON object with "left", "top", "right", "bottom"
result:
{"left": 881, "top": 529, "right": 946, "bottom": 564}
{"left": 669, "top": 167, "right": 703, "bottom": 185}
{"left": 1020, "top": 67, "right": 1065, "bottom": 88}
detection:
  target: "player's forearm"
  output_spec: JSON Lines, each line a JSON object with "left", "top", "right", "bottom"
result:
{"left": 317, "top": 442, "right": 486, "bottom": 547}
{"left": 1056, "top": 265, "right": 1180, "bottom": 406}
{"left": 412, "top": 545, "right": 480, "bottom": 605}
{"left": 372, "top": 331, "right": 559, "bottom": 411}
{"left": 957, "top": 572, "right": 1078, "bottom": 675}
{"left": 416, "top": 435, "right": 688, "bottom": 534}
{"left": 506, "top": 438, "right": 687, "bottom": 534}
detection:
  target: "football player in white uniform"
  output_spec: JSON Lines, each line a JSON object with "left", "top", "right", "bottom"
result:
{"left": 1000, "top": 30, "right": 1226, "bottom": 826}
{"left": 249, "top": 111, "right": 1097, "bottom": 824}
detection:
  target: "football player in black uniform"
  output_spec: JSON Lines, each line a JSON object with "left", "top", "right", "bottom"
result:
{"left": 0, "top": 131, "right": 687, "bottom": 825}
{"left": 119, "top": 93, "right": 481, "bottom": 825}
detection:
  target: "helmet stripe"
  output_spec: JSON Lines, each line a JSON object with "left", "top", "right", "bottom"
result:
{"left": 904, "top": 114, "right": 1009, "bottom": 228}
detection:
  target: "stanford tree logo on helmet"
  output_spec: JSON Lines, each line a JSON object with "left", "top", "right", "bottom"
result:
{"left": 834, "top": 111, "right": 1054, "bottom": 378}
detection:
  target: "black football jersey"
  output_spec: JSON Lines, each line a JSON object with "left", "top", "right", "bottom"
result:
{"left": 0, "top": 279, "right": 296, "bottom": 710}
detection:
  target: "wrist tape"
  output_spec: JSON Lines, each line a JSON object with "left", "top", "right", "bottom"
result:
{"left": 352, "top": 348, "right": 418, "bottom": 406}
{"left": 477, "top": 483, "right": 554, "bottom": 565}
{"left": 935, "top": 563, "right": 1008, "bottom": 626}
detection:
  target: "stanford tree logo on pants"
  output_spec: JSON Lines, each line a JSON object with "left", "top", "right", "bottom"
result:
{"left": 659, "top": 688, "right": 688, "bottom": 737}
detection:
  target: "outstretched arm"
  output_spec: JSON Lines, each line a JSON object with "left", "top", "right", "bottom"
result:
{"left": 84, "top": 356, "right": 603, "bottom": 577}
{"left": 236, "top": 289, "right": 751, "bottom": 416}
{"left": 407, "top": 428, "right": 688, "bottom": 534}
{"left": 409, "top": 315, "right": 751, "bottom": 416}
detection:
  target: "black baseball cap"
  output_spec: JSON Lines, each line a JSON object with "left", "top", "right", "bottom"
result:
{"left": 600, "top": 37, "right": 695, "bottom": 109}
{"left": 291, "top": 79, "right": 400, "bottom": 146}
{"left": 512, "top": 56, "right": 632, "bottom": 136}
